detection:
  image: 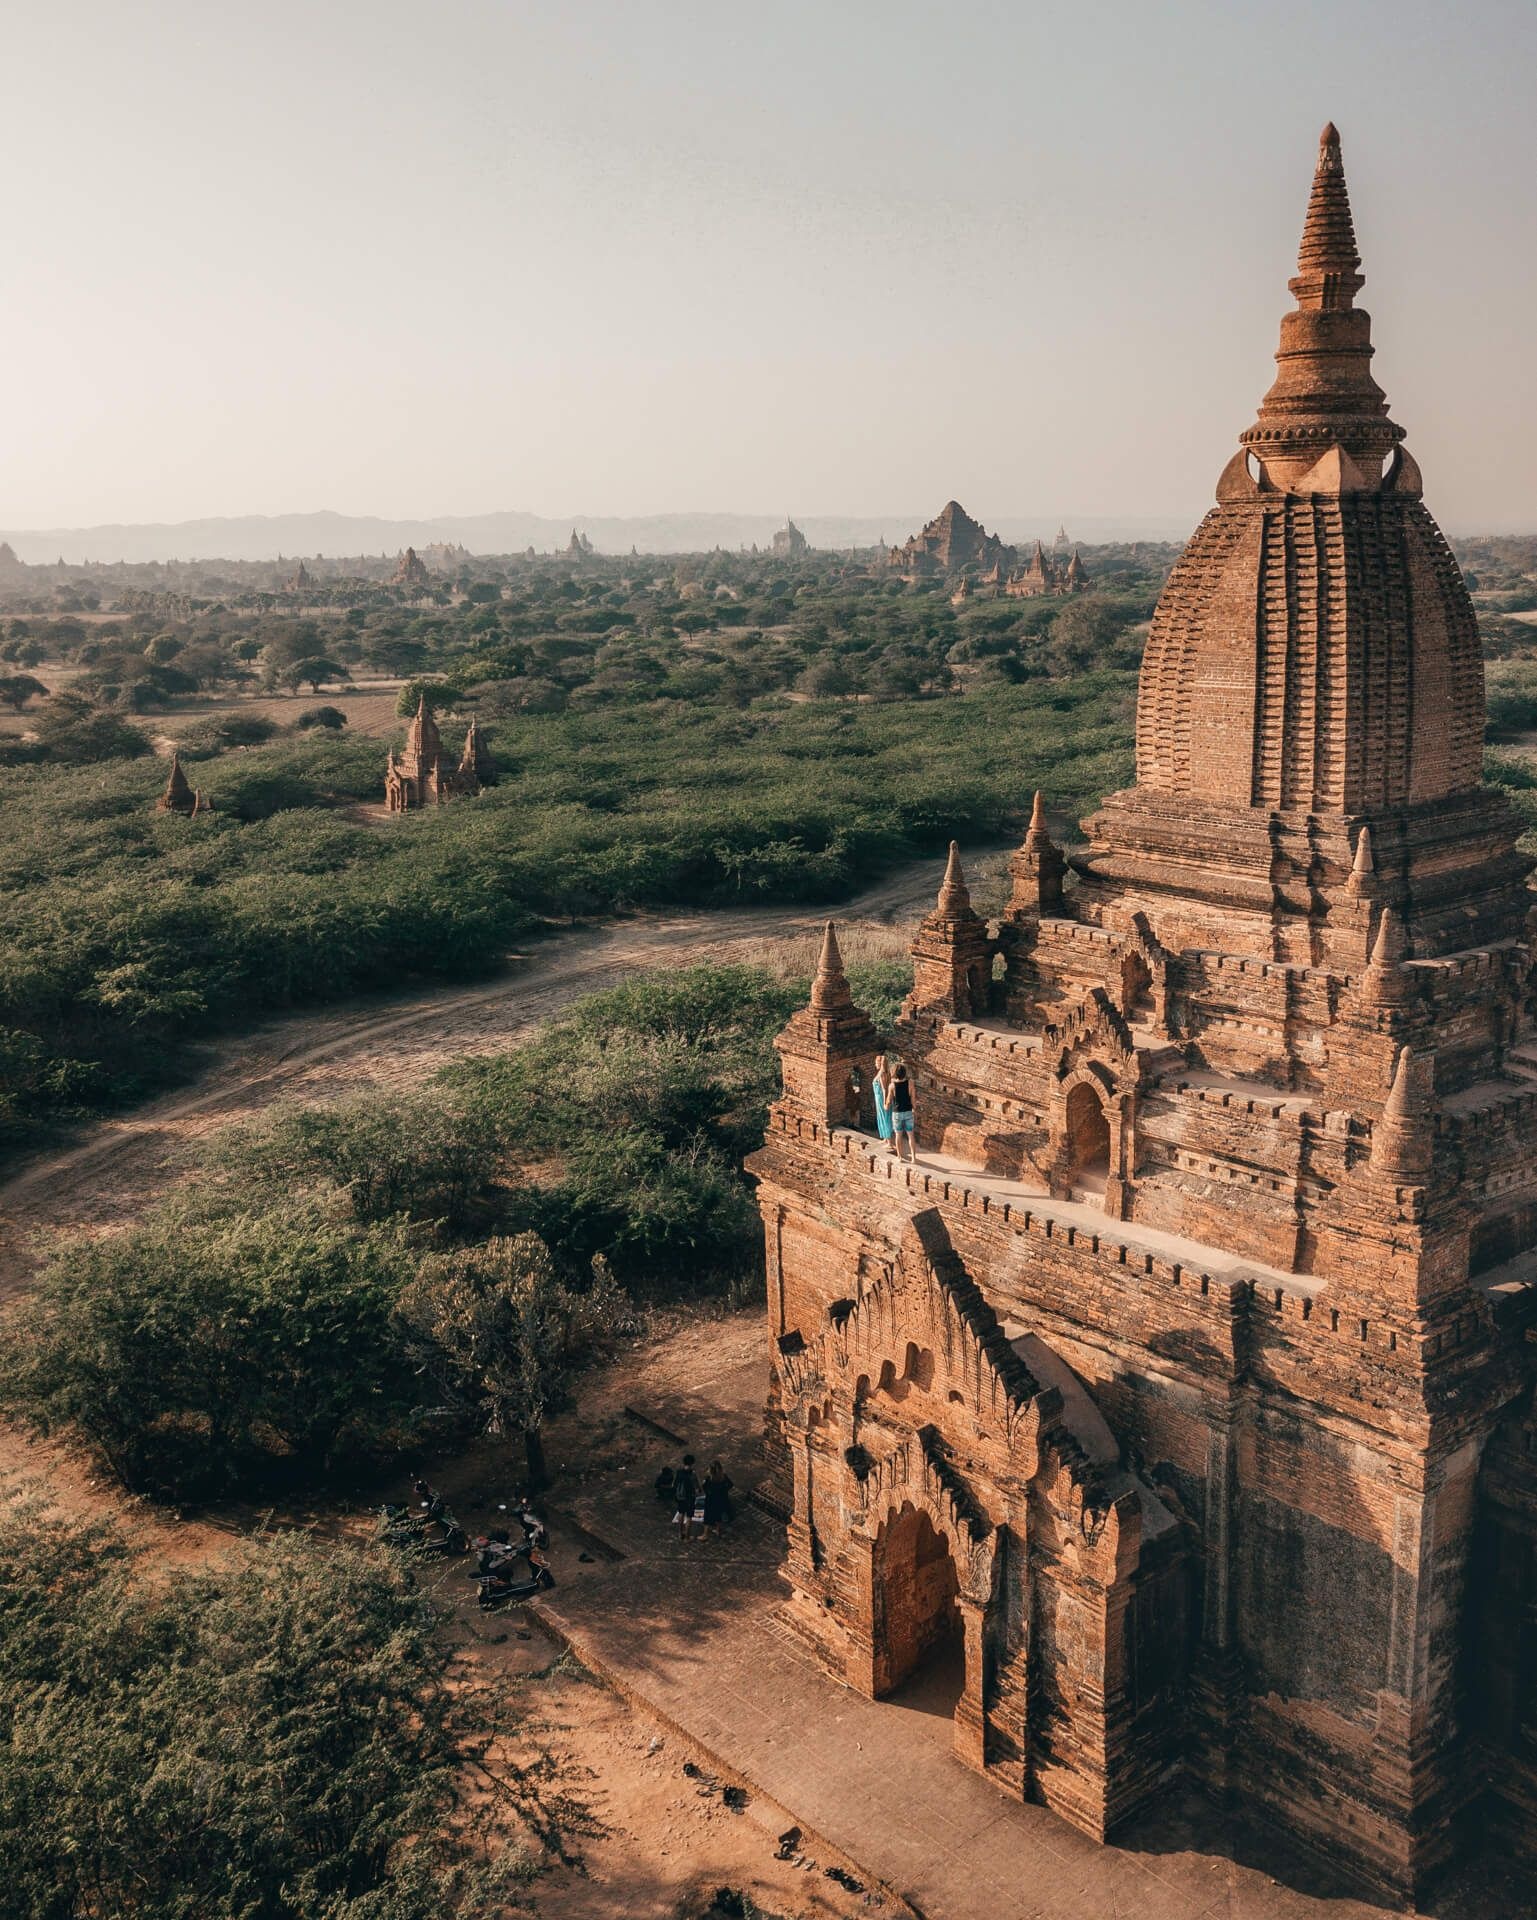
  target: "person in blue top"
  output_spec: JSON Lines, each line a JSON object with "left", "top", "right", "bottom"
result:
{"left": 872, "top": 1052, "right": 895, "bottom": 1150}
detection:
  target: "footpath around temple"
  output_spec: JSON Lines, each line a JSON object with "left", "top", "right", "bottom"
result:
{"left": 746, "top": 125, "right": 1537, "bottom": 1903}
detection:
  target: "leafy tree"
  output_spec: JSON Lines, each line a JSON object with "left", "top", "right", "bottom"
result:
{"left": 397, "top": 1232, "right": 631, "bottom": 1488}
{"left": 285, "top": 655, "right": 349, "bottom": 694}
{"left": 0, "top": 672, "right": 47, "bottom": 710}
{"left": 395, "top": 676, "right": 457, "bottom": 717}
{"left": 0, "top": 1498, "right": 560, "bottom": 1916}
{"left": 0, "top": 1203, "right": 421, "bottom": 1499}
{"left": 298, "top": 702, "right": 348, "bottom": 730}
{"left": 221, "top": 1096, "right": 499, "bottom": 1230}
{"left": 25, "top": 691, "right": 151, "bottom": 762}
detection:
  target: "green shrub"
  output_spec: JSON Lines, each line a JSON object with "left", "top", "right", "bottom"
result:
{"left": 0, "top": 1503, "right": 549, "bottom": 1916}
{"left": 0, "top": 1203, "right": 423, "bottom": 1499}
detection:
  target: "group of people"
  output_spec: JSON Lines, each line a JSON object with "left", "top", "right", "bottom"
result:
{"left": 871, "top": 1053, "right": 918, "bottom": 1164}
{"left": 657, "top": 1452, "right": 734, "bottom": 1542}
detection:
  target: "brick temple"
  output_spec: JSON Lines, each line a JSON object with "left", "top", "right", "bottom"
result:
{"left": 384, "top": 696, "right": 493, "bottom": 811}
{"left": 748, "top": 125, "right": 1537, "bottom": 1901}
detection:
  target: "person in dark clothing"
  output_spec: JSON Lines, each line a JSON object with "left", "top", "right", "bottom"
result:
{"left": 672, "top": 1453, "right": 699, "bottom": 1542}
{"left": 701, "top": 1460, "right": 734, "bottom": 1539}
{"left": 889, "top": 1062, "right": 917, "bottom": 1165}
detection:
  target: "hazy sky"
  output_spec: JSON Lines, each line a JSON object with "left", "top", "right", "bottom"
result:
{"left": 4, "top": 0, "right": 1535, "bottom": 533}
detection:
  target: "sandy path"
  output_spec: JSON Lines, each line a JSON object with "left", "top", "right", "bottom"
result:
{"left": 0, "top": 852, "right": 974, "bottom": 1298}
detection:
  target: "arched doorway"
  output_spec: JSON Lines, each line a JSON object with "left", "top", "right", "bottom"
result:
{"left": 1065, "top": 1081, "right": 1111, "bottom": 1193}
{"left": 873, "top": 1503, "right": 963, "bottom": 1710}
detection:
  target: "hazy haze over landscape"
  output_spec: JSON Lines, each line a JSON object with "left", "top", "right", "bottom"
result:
{"left": 4, "top": 0, "right": 1535, "bottom": 555}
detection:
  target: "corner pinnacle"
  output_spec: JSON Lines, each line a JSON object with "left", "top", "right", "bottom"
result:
{"left": 937, "top": 840, "right": 971, "bottom": 914}
{"left": 1369, "top": 907, "right": 1408, "bottom": 969}
{"left": 810, "top": 919, "right": 853, "bottom": 1013}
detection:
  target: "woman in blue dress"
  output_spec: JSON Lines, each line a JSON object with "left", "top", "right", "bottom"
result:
{"left": 872, "top": 1052, "right": 895, "bottom": 1151}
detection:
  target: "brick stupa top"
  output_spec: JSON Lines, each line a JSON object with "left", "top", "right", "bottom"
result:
{"left": 1133, "top": 124, "right": 1483, "bottom": 817}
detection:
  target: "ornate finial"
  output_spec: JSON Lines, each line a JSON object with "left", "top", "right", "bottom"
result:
{"left": 1296, "top": 122, "right": 1360, "bottom": 289}
{"left": 936, "top": 841, "right": 971, "bottom": 915}
{"left": 809, "top": 920, "right": 853, "bottom": 1013}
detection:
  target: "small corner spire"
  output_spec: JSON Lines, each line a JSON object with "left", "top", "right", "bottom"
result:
{"left": 1352, "top": 824, "right": 1374, "bottom": 877}
{"left": 1383, "top": 1045, "right": 1430, "bottom": 1122}
{"left": 936, "top": 840, "right": 971, "bottom": 914}
{"left": 810, "top": 919, "right": 853, "bottom": 1013}
{"left": 1369, "top": 906, "right": 1408, "bottom": 969}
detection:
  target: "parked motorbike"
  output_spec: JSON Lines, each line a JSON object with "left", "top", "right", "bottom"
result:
{"left": 475, "top": 1542, "right": 554, "bottom": 1610}
{"left": 378, "top": 1499, "right": 469, "bottom": 1557}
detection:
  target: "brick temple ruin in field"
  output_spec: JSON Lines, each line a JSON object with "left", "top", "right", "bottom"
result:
{"left": 384, "top": 695, "right": 494, "bottom": 812}
{"left": 749, "top": 126, "right": 1537, "bottom": 1902}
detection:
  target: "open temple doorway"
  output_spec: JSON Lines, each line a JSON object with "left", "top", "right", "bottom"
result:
{"left": 1065, "top": 1081, "right": 1112, "bottom": 1198}
{"left": 873, "top": 1503, "right": 965, "bottom": 1725}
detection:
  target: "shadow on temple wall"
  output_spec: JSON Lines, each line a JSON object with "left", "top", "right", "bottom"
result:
{"left": 1118, "top": 1781, "right": 1537, "bottom": 1918}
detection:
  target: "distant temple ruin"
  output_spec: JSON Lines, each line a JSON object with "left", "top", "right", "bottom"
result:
{"left": 156, "top": 752, "right": 208, "bottom": 817}
{"left": 749, "top": 126, "right": 1537, "bottom": 1903}
{"left": 391, "top": 546, "right": 431, "bottom": 591}
{"left": 384, "top": 697, "right": 493, "bottom": 811}
{"left": 887, "top": 502, "right": 1088, "bottom": 595}
{"left": 772, "top": 518, "right": 809, "bottom": 557}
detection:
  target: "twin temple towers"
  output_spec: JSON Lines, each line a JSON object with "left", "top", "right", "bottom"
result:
{"left": 748, "top": 127, "right": 1537, "bottom": 1898}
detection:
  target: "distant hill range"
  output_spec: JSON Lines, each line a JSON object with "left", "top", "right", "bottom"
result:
{"left": 0, "top": 507, "right": 1200, "bottom": 566}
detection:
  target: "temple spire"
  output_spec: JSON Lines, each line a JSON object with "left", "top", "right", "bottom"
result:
{"left": 1293, "top": 121, "right": 1362, "bottom": 307}
{"left": 936, "top": 840, "right": 971, "bottom": 915}
{"left": 1240, "top": 122, "right": 1402, "bottom": 490}
{"left": 809, "top": 920, "right": 853, "bottom": 1013}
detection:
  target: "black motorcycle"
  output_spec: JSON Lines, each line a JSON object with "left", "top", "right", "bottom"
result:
{"left": 378, "top": 1498, "right": 469, "bottom": 1557}
{"left": 474, "top": 1541, "right": 555, "bottom": 1610}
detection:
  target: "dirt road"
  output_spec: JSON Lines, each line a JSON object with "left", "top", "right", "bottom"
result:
{"left": 0, "top": 850, "right": 993, "bottom": 1296}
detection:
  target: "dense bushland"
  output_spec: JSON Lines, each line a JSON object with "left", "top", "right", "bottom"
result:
{"left": 0, "top": 1496, "right": 566, "bottom": 1916}
{"left": 0, "top": 965, "right": 884, "bottom": 1500}
{"left": 0, "top": 676, "right": 1130, "bottom": 1149}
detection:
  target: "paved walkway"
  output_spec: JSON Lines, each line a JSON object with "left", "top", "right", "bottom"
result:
{"left": 530, "top": 1325, "right": 1524, "bottom": 1920}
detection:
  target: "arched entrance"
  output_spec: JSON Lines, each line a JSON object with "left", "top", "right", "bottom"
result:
{"left": 1065, "top": 1080, "right": 1111, "bottom": 1194}
{"left": 873, "top": 1502, "right": 963, "bottom": 1710}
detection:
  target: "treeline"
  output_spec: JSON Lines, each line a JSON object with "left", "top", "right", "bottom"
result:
{"left": 0, "top": 677, "right": 1133, "bottom": 1148}
{"left": 0, "top": 544, "right": 1166, "bottom": 746}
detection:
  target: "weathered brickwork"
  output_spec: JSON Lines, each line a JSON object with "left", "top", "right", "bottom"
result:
{"left": 747, "top": 126, "right": 1537, "bottom": 1902}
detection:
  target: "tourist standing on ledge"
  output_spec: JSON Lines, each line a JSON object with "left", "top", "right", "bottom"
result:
{"left": 873, "top": 1053, "right": 894, "bottom": 1151}
{"left": 888, "top": 1064, "right": 916, "bottom": 1164}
